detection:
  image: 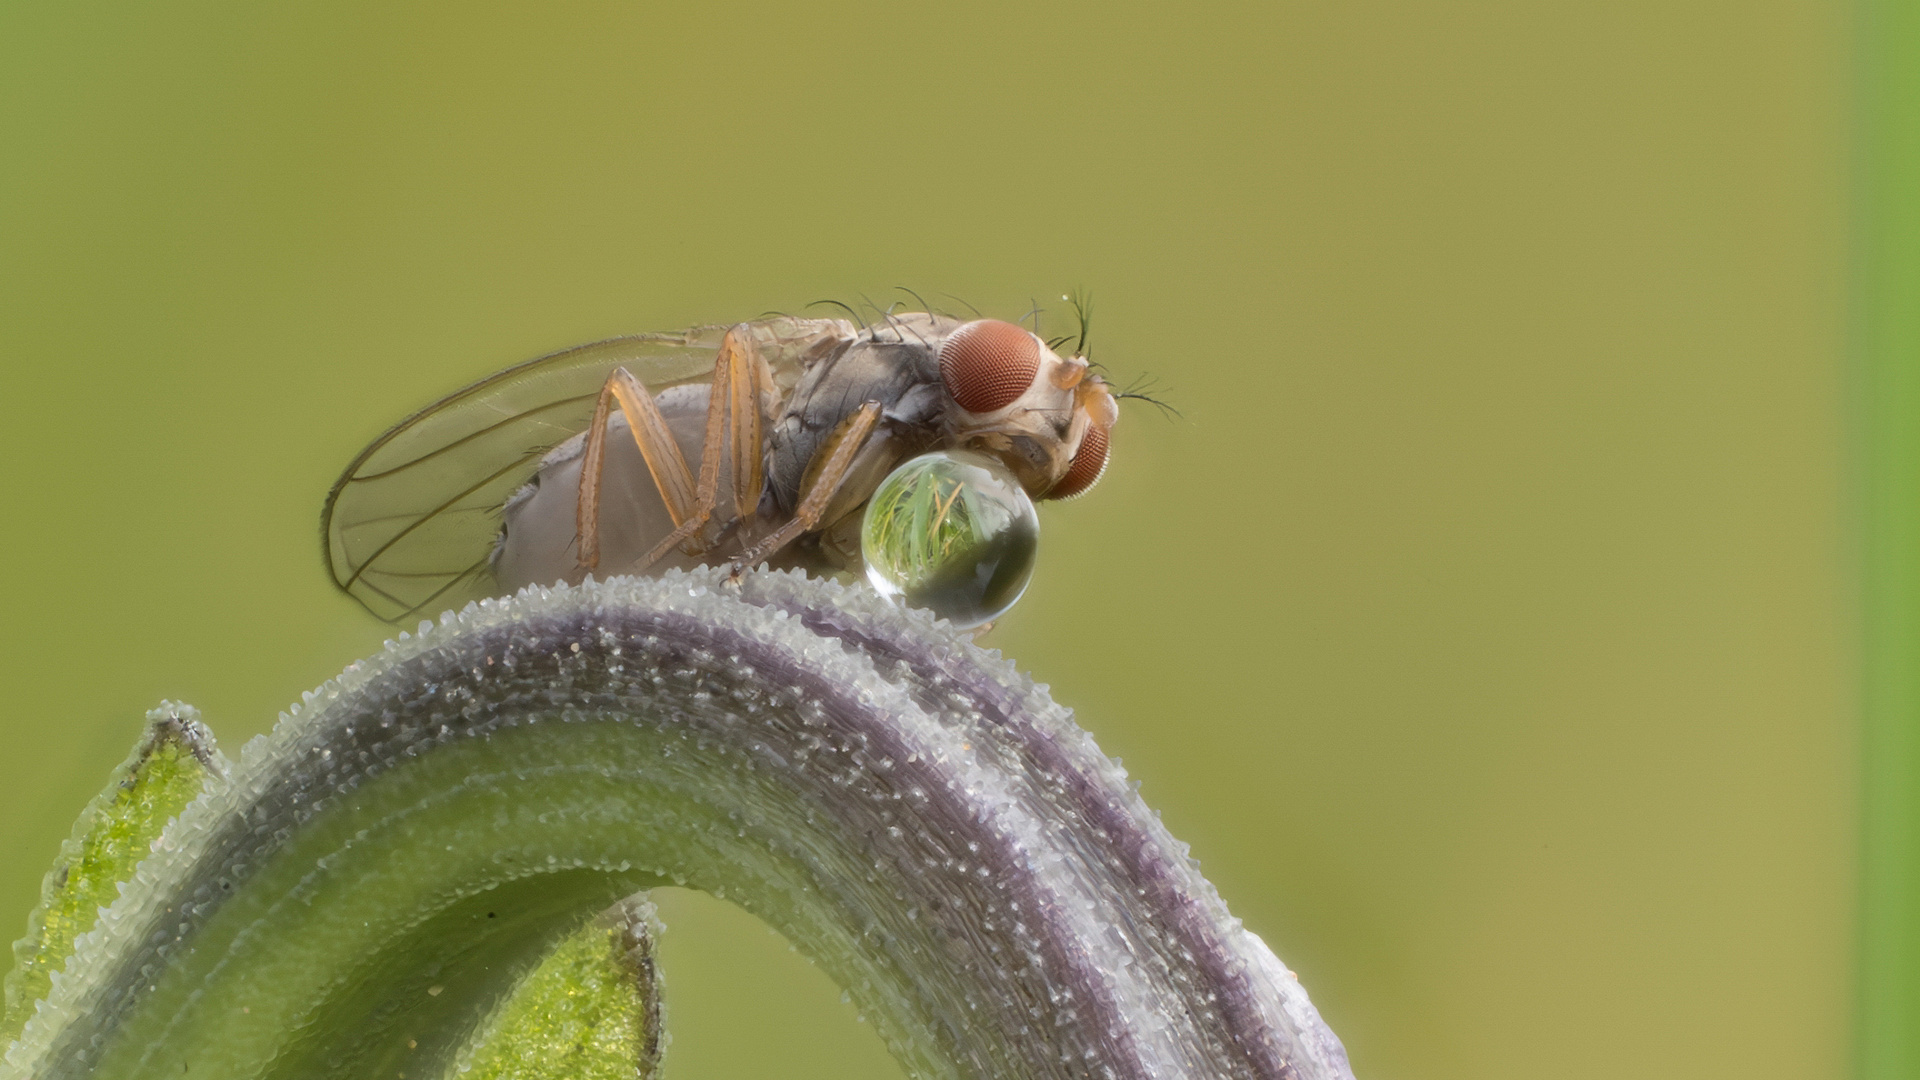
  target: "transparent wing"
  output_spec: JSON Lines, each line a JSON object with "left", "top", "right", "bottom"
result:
{"left": 322, "top": 317, "right": 852, "bottom": 622}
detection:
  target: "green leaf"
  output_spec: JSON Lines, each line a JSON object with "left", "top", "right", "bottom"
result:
{"left": 455, "top": 895, "right": 663, "bottom": 1080}
{"left": 2, "top": 705, "right": 225, "bottom": 1043}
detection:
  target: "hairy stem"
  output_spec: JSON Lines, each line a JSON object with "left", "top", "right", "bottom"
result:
{"left": 3, "top": 570, "right": 1351, "bottom": 1080}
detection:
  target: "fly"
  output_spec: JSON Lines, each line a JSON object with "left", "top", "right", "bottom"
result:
{"left": 322, "top": 304, "right": 1118, "bottom": 624}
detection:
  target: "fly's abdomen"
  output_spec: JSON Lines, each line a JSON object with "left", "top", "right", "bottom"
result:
{"left": 493, "top": 384, "right": 732, "bottom": 592}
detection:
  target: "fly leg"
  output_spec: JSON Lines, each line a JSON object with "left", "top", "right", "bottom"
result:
{"left": 728, "top": 401, "right": 883, "bottom": 580}
{"left": 625, "top": 325, "right": 776, "bottom": 571}
{"left": 576, "top": 365, "right": 699, "bottom": 572}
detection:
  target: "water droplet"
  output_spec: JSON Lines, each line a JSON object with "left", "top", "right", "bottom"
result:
{"left": 861, "top": 451, "right": 1038, "bottom": 628}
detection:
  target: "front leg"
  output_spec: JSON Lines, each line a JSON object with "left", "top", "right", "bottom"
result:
{"left": 729, "top": 401, "right": 883, "bottom": 579}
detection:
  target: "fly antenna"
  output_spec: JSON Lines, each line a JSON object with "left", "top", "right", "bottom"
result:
{"left": 1067, "top": 290, "right": 1094, "bottom": 358}
{"left": 1115, "top": 374, "right": 1180, "bottom": 419}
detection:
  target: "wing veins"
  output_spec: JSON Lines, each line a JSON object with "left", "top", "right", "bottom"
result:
{"left": 392, "top": 555, "right": 494, "bottom": 622}
{"left": 345, "top": 504, "right": 502, "bottom": 530}
{"left": 339, "top": 450, "right": 543, "bottom": 591}
{"left": 344, "top": 392, "right": 599, "bottom": 482}
{"left": 361, "top": 553, "right": 494, "bottom": 623}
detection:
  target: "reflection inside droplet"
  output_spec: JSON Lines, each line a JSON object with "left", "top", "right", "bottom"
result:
{"left": 860, "top": 451, "right": 1039, "bottom": 628}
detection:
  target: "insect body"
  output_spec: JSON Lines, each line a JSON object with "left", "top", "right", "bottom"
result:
{"left": 323, "top": 310, "right": 1117, "bottom": 624}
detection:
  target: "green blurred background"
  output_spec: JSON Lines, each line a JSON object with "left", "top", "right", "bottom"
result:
{"left": 0, "top": 2, "right": 1855, "bottom": 1078}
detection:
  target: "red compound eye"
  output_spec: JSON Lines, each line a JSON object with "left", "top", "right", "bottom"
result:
{"left": 1048, "top": 423, "right": 1110, "bottom": 500}
{"left": 940, "top": 320, "right": 1041, "bottom": 414}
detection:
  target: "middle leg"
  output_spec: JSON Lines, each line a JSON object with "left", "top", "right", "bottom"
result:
{"left": 629, "top": 324, "right": 773, "bottom": 571}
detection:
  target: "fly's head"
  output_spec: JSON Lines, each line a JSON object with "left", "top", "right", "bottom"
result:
{"left": 935, "top": 318, "right": 1116, "bottom": 501}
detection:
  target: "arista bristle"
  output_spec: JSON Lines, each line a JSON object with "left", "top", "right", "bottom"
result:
{"left": 1048, "top": 423, "right": 1110, "bottom": 500}
{"left": 940, "top": 319, "right": 1041, "bottom": 414}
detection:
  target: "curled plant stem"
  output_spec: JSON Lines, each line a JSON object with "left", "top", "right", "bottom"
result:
{"left": 3, "top": 570, "right": 1353, "bottom": 1080}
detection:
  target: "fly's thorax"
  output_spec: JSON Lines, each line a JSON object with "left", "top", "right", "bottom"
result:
{"left": 764, "top": 314, "right": 956, "bottom": 514}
